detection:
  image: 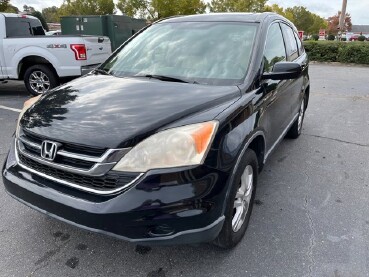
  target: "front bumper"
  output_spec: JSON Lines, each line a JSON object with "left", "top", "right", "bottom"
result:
{"left": 2, "top": 140, "right": 227, "bottom": 245}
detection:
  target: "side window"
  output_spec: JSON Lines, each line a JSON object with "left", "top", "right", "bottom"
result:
{"left": 263, "top": 23, "right": 286, "bottom": 72}
{"left": 5, "top": 18, "right": 32, "bottom": 37}
{"left": 5, "top": 18, "right": 44, "bottom": 37}
{"left": 293, "top": 31, "right": 304, "bottom": 55}
{"left": 281, "top": 24, "right": 299, "bottom": 61}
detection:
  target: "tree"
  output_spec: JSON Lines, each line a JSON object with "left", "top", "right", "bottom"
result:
{"left": 116, "top": 0, "right": 153, "bottom": 18}
{"left": 0, "top": 0, "right": 9, "bottom": 12}
{"left": 5, "top": 4, "right": 19, "bottom": 13}
{"left": 31, "top": 11, "right": 49, "bottom": 31}
{"left": 284, "top": 6, "right": 314, "bottom": 32}
{"left": 59, "top": 0, "right": 115, "bottom": 16}
{"left": 327, "top": 11, "right": 352, "bottom": 34}
{"left": 117, "top": 0, "right": 206, "bottom": 20}
{"left": 23, "top": 5, "right": 36, "bottom": 13}
{"left": 208, "top": 0, "right": 267, "bottom": 13}
{"left": 263, "top": 4, "right": 286, "bottom": 17}
{"left": 309, "top": 13, "right": 328, "bottom": 35}
{"left": 152, "top": 0, "right": 206, "bottom": 18}
{"left": 42, "top": 6, "right": 60, "bottom": 23}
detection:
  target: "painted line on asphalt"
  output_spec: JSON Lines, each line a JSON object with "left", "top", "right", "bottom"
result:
{"left": 0, "top": 105, "right": 21, "bottom": 113}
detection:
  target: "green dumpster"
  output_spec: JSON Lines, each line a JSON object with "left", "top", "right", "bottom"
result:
{"left": 61, "top": 15, "right": 147, "bottom": 51}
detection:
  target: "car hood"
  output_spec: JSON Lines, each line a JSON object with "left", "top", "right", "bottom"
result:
{"left": 21, "top": 75, "right": 241, "bottom": 148}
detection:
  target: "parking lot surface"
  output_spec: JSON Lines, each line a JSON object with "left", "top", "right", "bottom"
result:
{"left": 1, "top": 64, "right": 369, "bottom": 277}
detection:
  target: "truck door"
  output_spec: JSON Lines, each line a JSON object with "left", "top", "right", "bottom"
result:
{"left": 0, "top": 40, "right": 4, "bottom": 78}
{"left": 0, "top": 18, "right": 5, "bottom": 78}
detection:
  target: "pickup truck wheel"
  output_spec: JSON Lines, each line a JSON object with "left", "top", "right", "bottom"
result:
{"left": 24, "top": 65, "right": 59, "bottom": 96}
{"left": 213, "top": 149, "right": 258, "bottom": 249}
{"left": 287, "top": 95, "right": 306, "bottom": 139}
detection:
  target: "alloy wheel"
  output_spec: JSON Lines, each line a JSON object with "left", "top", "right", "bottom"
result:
{"left": 29, "top": 71, "right": 50, "bottom": 94}
{"left": 232, "top": 165, "right": 254, "bottom": 232}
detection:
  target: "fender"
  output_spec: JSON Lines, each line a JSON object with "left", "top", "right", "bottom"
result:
{"left": 7, "top": 45, "right": 60, "bottom": 78}
{"left": 221, "top": 129, "right": 266, "bottom": 214}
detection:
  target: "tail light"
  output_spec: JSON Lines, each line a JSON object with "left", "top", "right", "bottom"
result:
{"left": 70, "top": 44, "right": 87, "bottom": 60}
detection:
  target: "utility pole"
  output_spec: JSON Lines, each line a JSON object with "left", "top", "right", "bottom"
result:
{"left": 339, "top": 0, "right": 347, "bottom": 32}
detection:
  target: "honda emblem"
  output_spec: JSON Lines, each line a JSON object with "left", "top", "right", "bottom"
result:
{"left": 41, "top": 141, "right": 59, "bottom": 161}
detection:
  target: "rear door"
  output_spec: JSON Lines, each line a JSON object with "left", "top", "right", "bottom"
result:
{"left": 83, "top": 36, "right": 112, "bottom": 66}
{"left": 280, "top": 23, "right": 305, "bottom": 117}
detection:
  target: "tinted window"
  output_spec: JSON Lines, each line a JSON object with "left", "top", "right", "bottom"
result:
{"left": 102, "top": 22, "right": 258, "bottom": 86}
{"left": 281, "top": 24, "right": 298, "bottom": 61}
{"left": 5, "top": 18, "right": 45, "bottom": 37}
{"left": 294, "top": 31, "right": 304, "bottom": 55}
{"left": 263, "top": 23, "right": 286, "bottom": 72}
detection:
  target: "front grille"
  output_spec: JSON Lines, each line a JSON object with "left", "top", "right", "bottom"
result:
{"left": 19, "top": 153, "right": 139, "bottom": 191}
{"left": 16, "top": 128, "right": 135, "bottom": 194}
{"left": 23, "top": 129, "right": 106, "bottom": 157}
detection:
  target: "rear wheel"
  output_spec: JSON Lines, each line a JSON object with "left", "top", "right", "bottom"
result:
{"left": 24, "top": 65, "right": 59, "bottom": 96}
{"left": 287, "top": 95, "right": 306, "bottom": 139}
{"left": 213, "top": 149, "right": 258, "bottom": 249}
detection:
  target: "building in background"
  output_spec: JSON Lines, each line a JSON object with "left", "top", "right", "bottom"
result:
{"left": 346, "top": 25, "right": 369, "bottom": 41}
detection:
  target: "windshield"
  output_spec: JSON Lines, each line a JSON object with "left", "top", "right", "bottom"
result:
{"left": 101, "top": 22, "right": 258, "bottom": 86}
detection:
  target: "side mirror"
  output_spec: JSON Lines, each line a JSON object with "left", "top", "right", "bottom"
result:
{"left": 262, "top": 62, "right": 302, "bottom": 80}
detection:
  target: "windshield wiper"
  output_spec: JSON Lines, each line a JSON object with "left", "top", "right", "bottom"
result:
{"left": 93, "top": 68, "right": 111, "bottom": 75}
{"left": 135, "top": 74, "right": 191, "bottom": 83}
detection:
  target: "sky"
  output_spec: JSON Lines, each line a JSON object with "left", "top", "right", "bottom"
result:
{"left": 10, "top": 0, "right": 369, "bottom": 25}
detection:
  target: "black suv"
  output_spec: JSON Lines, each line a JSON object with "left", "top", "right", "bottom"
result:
{"left": 2, "top": 13, "right": 309, "bottom": 248}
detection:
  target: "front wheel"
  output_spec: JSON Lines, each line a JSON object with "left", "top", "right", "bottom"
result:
{"left": 24, "top": 65, "right": 59, "bottom": 96}
{"left": 213, "top": 148, "right": 258, "bottom": 249}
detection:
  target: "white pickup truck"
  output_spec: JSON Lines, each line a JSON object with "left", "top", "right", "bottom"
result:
{"left": 0, "top": 13, "right": 112, "bottom": 95}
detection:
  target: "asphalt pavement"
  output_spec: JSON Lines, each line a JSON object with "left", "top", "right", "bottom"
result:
{"left": 0, "top": 64, "right": 369, "bottom": 277}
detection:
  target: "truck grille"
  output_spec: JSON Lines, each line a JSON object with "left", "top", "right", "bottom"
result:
{"left": 16, "top": 129, "right": 141, "bottom": 194}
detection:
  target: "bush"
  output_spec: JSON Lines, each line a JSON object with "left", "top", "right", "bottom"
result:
{"left": 303, "top": 41, "right": 369, "bottom": 64}
{"left": 358, "top": 35, "right": 366, "bottom": 42}
{"left": 341, "top": 38, "right": 347, "bottom": 41}
{"left": 311, "top": 34, "right": 319, "bottom": 41}
{"left": 327, "top": 34, "right": 335, "bottom": 41}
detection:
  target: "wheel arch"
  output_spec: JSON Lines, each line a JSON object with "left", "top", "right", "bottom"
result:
{"left": 18, "top": 55, "right": 58, "bottom": 80}
{"left": 221, "top": 130, "right": 266, "bottom": 214}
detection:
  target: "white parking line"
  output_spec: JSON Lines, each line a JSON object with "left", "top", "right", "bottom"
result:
{"left": 0, "top": 105, "right": 21, "bottom": 113}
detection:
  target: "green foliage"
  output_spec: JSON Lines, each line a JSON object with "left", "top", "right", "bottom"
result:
{"left": 311, "top": 34, "right": 319, "bottom": 41}
{"left": 153, "top": 0, "right": 206, "bottom": 18}
{"left": 116, "top": 0, "right": 152, "bottom": 18}
{"left": 5, "top": 4, "right": 18, "bottom": 13}
{"left": 358, "top": 36, "right": 366, "bottom": 42}
{"left": 42, "top": 6, "right": 60, "bottom": 23}
{"left": 117, "top": 0, "right": 206, "bottom": 19}
{"left": 59, "top": 0, "right": 115, "bottom": 16}
{"left": 31, "top": 11, "right": 49, "bottom": 31}
{"left": 0, "top": 0, "right": 9, "bottom": 12}
{"left": 304, "top": 41, "right": 369, "bottom": 64}
{"left": 327, "top": 34, "right": 335, "bottom": 41}
{"left": 263, "top": 4, "right": 327, "bottom": 35}
{"left": 208, "top": 0, "right": 266, "bottom": 13}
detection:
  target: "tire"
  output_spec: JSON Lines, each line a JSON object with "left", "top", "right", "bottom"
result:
{"left": 24, "top": 64, "right": 59, "bottom": 96}
{"left": 213, "top": 148, "right": 258, "bottom": 249}
{"left": 287, "top": 94, "right": 306, "bottom": 139}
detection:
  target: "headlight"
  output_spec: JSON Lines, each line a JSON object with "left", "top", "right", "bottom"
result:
{"left": 113, "top": 121, "right": 218, "bottom": 172}
{"left": 15, "top": 95, "right": 41, "bottom": 137}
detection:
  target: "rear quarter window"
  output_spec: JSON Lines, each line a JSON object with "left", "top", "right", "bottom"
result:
{"left": 5, "top": 17, "right": 45, "bottom": 37}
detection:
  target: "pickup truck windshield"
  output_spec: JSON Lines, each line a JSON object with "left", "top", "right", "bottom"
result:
{"left": 5, "top": 17, "right": 45, "bottom": 37}
{"left": 102, "top": 22, "right": 258, "bottom": 86}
